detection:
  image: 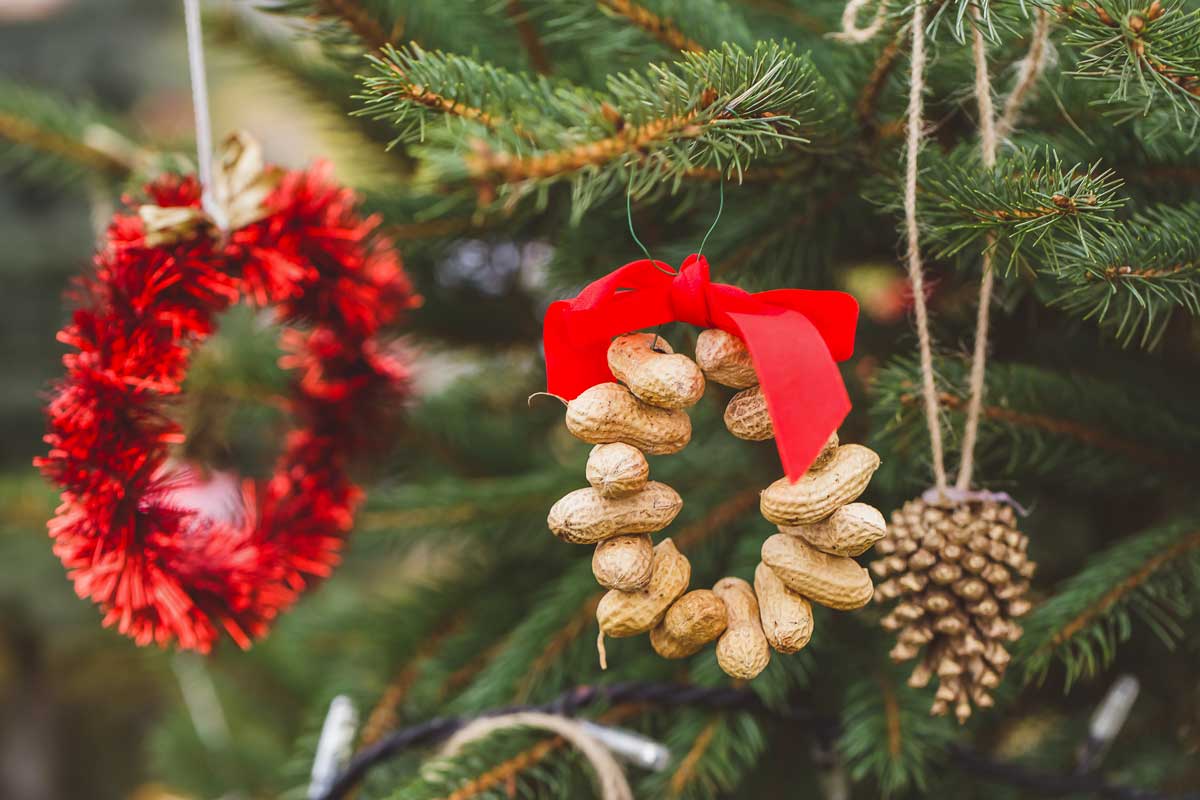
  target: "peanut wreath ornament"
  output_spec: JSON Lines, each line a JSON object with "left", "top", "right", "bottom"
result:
{"left": 540, "top": 254, "right": 886, "bottom": 679}
{"left": 36, "top": 133, "right": 417, "bottom": 652}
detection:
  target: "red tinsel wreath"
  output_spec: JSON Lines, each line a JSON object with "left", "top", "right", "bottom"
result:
{"left": 36, "top": 161, "right": 418, "bottom": 652}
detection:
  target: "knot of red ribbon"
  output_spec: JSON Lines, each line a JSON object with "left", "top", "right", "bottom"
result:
{"left": 543, "top": 254, "right": 859, "bottom": 480}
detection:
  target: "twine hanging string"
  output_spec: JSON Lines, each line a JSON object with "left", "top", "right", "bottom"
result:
{"left": 829, "top": 0, "right": 889, "bottom": 43}
{"left": 836, "top": 0, "right": 1054, "bottom": 499}
{"left": 441, "top": 712, "right": 634, "bottom": 800}
{"left": 182, "top": 0, "right": 228, "bottom": 231}
{"left": 955, "top": 5, "right": 1000, "bottom": 493}
{"left": 899, "top": 0, "right": 950, "bottom": 494}
{"left": 996, "top": 9, "right": 1053, "bottom": 141}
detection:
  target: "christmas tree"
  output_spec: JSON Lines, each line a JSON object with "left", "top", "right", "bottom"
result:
{"left": 2, "top": 0, "right": 1199, "bottom": 798}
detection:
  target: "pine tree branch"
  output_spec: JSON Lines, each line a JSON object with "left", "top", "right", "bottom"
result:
{"left": 359, "top": 614, "right": 468, "bottom": 748}
{"left": 1046, "top": 202, "right": 1200, "bottom": 347}
{"left": 1018, "top": 518, "right": 1200, "bottom": 685}
{"left": 597, "top": 0, "right": 705, "bottom": 53}
{"left": 900, "top": 146, "right": 1125, "bottom": 269}
{"left": 857, "top": 24, "right": 906, "bottom": 130}
{"left": 514, "top": 594, "right": 601, "bottom": 701}
{"left": 0, "top": 113, "right": 134, "bottom": 177}
{"left": 318, "top": 0, "right": 397, "bottom": 49}
{"left": 840, "top": 670, "right": 958, "bottom": 794}
{"left": 465, "top": 104, "right": 706, "bottom": 182}
{"left": 364, "top": 42, "right": 848, "bottom": 215}
{"left": 873, "top": 357, "right": 1200, "bottom": 491}
{"left": 922, "top": 390, "right": 1176, "bottom": 470}
{"left": 1050, "top": 0, "right": 1200, "bottom": 123}
{"left": 1049, "top": 529, "right": 1200, "bottom": 647}
{"left": 505, "top": 0, "right": 553, "bottom": 74}
{"left": 667, "top": 717, "right": 720, "bottom": 795}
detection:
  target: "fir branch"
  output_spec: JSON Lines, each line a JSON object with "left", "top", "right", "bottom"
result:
{"left": 905, "top": 146, "right": 1125, "bottom": 269}
{"left": 359, "top": 614, "right": 468, "bottom": 748}
{"left": 839, "top": 671, "right": 959, "bottom": 794}
{"left": 1047, "top": 202, "right": 1200, "bottom": 347}
{"left": 856, "top": 23, "right": 907, "bottom": 130}
{"left": 407, "top": 41, "right": 848, "bottom": 215}
{"left": 505, "top": 0, "right": 553, "bottom": 74}
{"left": 318, "top": 0, "right": 397, "bottom": 49}
{"left": 1052, "top": 0, "right": 1200, "bottom": 124}
{"left": 0, "top": 82, "right": 141, "bottom": 186}
{"left": 1018, "top": 518, "right": 1200, "bottom": 686}
{"left": 359, "top": 45, "right": 549, "bottom": 141}
{"left": 596, "top": 0, "right": 705, "bottom": 53}
{"left": 872, "top": 357, "right": 1200, "bottom": 491}
{"left": 668, "top": 718, "right": 720, "bottom": 794}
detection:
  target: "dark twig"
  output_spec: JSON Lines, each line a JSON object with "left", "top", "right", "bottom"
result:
{"left": 312, "top": 682, "right": 1198, "bottom": 800}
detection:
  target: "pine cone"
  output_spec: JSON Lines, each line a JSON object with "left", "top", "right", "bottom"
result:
{"left": 870, "top": 498, "right": 1036, "bottom": 724}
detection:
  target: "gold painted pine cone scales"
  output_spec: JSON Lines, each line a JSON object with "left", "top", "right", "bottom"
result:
{"left": 546, "top": 331, "right": 887, "bottom": 680}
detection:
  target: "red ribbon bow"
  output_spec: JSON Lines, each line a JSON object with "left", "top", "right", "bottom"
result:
{"left": 543, "top": 254, "right": 859, "bottom": 480}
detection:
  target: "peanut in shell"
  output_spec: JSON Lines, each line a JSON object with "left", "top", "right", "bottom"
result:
{"left": 596, "top": 538, "right": 691, "bottom": 638}
{"left": 548, "top": 482, "right": 682, "bottom": 544}
{"left": 761, "top": 533, "right": 874, "bottom": 611}
{"left": 592, "top": 534, "right": 654, "bottom": 591}
{"left": 649, "top": 589, "right": 728, "bottom": 659}
{"left": 760, "top": 444, "right": 881, "bottom": 526}
{"left": 724, "top": 385, "right": 773, "bottom": 441}
{"left": 695, "top": 329, "right": 757, "bottom": 388}
{"left": 585, "top": 443, "right": 649, "bottom": 498}
{"left": 712, "top": 576, "right": 771, "bottom": 679}
{"left": 780, "top": 502, "right": 887, "bottom": 557}
{"left": 607, "top": 333, "right": 705, "bottom": 409}
{"left": 754, "top": 562, "right": 814, "bottom": 654}
{"left": 565, "top": 382, "right": 690, "bottom": 455}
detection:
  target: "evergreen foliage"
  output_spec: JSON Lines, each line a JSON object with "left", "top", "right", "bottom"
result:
{"left": 3, "top": 0, "right": 1200, "bottom": 798}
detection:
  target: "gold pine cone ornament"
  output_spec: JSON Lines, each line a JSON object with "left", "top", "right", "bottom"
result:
{"left": 871, "top": 498, "right": 1035, "bottom": 723}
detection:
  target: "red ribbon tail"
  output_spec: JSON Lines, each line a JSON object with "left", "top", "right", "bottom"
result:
{"left": 726, "top": 310, "right": 851, "bottom": 480}
{"left": 543, "top": 301, "right": 616, "bottom": 399}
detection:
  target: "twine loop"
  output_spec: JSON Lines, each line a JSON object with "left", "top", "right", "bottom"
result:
{"left": 441, "top": 712, "right": 634, "bottom": 800}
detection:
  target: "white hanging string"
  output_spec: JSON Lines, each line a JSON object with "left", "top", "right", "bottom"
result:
{"left": 182, "top": 0, "right": 227, "bottom": 230}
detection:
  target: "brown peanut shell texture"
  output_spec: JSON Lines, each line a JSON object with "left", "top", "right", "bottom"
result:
{"left": 649, "top": 589, "right": 728, "bottom": 659}
{"left": 724, "top": 385, "right": 773, "bottom": 441}
{"left": 596, "top": 538, "right": 691, "bottom": 638}
{"left": 754, "top": 562, "right": 814, "bottom": 654}
{"left": 712, "top": 576, "right": 771, "bottom": 679}
{"left": 695, "top": 329, "right": 758, "bottom": 388}
{"left": 592, "top": 534, "right": 654, "bottom": 591}
{"left": 811, "top": 430, "right": 840, "bottom": 469}
{"left": 760, "top": 444, "right": 881, "bottom": 526}
{"left": 608, "top": 333, "right": 705, "bottom": 409}
{"left": 548, "top": 482, "right": 682, "bottom": 544}
{"left": 780, "top": 502, "right": 887, "bottom": 557}
{"left": 585, "top": 443, "right": 650, "bottom": 498}
{"left": 565, "top": 382, "right": 691, "bottom": 455}
{"left": 761, "top": 533, "right": 874, "bottom": 610}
